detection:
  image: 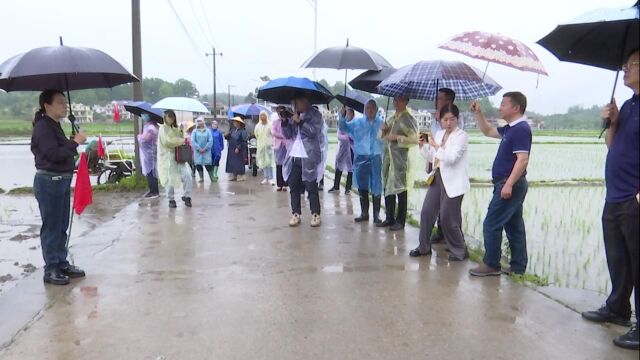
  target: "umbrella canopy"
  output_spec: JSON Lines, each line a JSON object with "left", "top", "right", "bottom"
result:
{"left": 123, "top": 101, "right": 165, "bottom": 124}
{"left": 349, "top": 68, "right": 398, "bottom": 94}
{"left": 439, "top": 31, "right": 548, "bottom": 75}
{"left": 0, "top": 45, "right": 139, "bottom": 91}
{"left": 230, "top": 103, "right": 271, "bottom": 116}
{"left": 257, "top": 77, "right": 333, "bottom": 105}
{"left": 537, "top": 2, "right": 639, "bottom": 71}
{"left": 334, "top": 90, "right": 370, "bottom": 113}
{"left": 376, "top": 60, "right": 502, "bottom": 100}
{"left": 152, "top": 97, "right": 209, "bottom": 113}
{"left": 301, "top": 39, "right": 393, "bottom": 71}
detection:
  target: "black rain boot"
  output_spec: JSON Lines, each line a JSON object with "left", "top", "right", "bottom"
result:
{"left": 376, "top": 195, "right": 395, "bottom": 227}
{"left": 372, "top": 195, "right": 382, "bottom": 224}
{"left": 345, "top": 172, "right": 353, "bottom": 194}
{"left": 328, "top": 170, "right": 341, "bottom": 193}
{"left": 197, "top": 168, "right": 204, "bottom": 183}
{"left": 354, "top": 190, "right": 369, "bottom": 222}
{"left": 390, "top": 192, "right": 407, "bottom": 231}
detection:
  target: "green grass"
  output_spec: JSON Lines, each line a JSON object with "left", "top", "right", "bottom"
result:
{"left": 7, "top": 186, "right": 33, "bottom": 195}
{"left": 0, "top": 118, "right": 135, "bottom": 137}
{"left": 5, "top": 174, "right": 147, "bottom": 196}
{"left": 465, "top": 128, "right": 601, "bottom": 137}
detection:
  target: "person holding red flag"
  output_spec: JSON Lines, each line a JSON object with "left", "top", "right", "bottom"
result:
{"left": 31, "top": 90, "right": 88, "bottom": 285}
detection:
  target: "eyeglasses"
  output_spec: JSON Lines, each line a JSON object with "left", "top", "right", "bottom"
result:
{"left": 621, "top": 61, "right": 640, "bottom": 72}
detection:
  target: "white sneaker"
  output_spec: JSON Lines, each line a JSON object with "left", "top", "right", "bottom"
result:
{"left": 237, "top": 175, "right": 246, "bottom": 182}
{"left": 289, "top": 214, "right": 301, "bottom": 227}
{"left": 261, "top": 179, "right": 268, "bottom": 185}
{"left": 310, "top": 214, "right": 321, "bottom": 227}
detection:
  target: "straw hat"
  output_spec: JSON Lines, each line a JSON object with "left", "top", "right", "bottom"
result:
{"left": 231, "top": 116, "right": 245, "bottom": 126}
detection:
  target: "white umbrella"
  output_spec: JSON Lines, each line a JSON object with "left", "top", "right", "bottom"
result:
{"left": 152, "top": 97, "right": 209, "bottom": 113}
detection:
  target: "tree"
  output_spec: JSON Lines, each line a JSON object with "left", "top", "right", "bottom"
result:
{"left": 173, "top": 78, "right": 198, "bottom": 98}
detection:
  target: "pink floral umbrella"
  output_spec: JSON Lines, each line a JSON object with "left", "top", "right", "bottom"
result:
{"left": 439, "top": 31, "right": 548, "bottom": 76}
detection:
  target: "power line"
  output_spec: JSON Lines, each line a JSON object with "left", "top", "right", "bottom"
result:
{"left": 165, "top": 0, "right": 213, "bottom": 75}
{"left": 198, "top": 0, "right": 217, "bottom": 46}
{"left": 188, "top": 0, "right": 214, "bottom": 46}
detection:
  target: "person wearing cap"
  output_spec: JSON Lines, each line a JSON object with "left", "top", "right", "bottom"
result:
{"left": 377, "top": 95, "right": 419, "bottom": 231}
{"left": 225, "top": 116, "right": 248, "bottom": 181}
{"left": 191, "top": 116, "right": 214, "bottom": 183}
{"left": 282, "top": 96, "right": 324, "bottom": 227}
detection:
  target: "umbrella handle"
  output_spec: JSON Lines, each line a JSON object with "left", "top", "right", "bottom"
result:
{"left": 598, "top": 71, "right": 620, "bottom": 139}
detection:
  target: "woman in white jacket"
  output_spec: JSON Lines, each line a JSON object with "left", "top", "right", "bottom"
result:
{"left": 410, "top": 104, "right": 470, "bottom": 261}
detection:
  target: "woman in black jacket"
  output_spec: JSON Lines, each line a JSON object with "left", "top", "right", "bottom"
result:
{"left": 31, "top": 90, "right": 88, "bottom": 285}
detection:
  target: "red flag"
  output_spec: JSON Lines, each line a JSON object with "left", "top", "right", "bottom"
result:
{"left": 97, "top": 135, "right": 105, "bottom": 158}
{"left": 113, "top": 102, "right": 121, "bottom": 123}
{"left": 73, "top": 152, "right": 93, "bottom": 215}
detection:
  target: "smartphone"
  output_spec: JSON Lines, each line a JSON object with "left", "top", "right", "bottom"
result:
{"left": 420, "top": 132, "right": 429, "bottom": 142}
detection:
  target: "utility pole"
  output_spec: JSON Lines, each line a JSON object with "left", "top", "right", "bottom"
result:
{"left": 228, "top": 84, "right": 235, "bottom": 110}
{"left": 131, "top": 0, "right": 143, "bottom": 177}
{"left": 205, "top": 47, "right": 223, "bottom": 118}
{"left": 306, "top": 0, "right": 318, "bottom": 80}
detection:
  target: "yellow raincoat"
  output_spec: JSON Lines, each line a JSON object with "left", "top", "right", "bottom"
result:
{"left": 157, "top": 125, "right": 188, "bottom": 187}
{"left": 254, "top": 121, "right": 274, "bottom": 170}
{"left": 381, "top": 109, "right": 419, "bottom": 196}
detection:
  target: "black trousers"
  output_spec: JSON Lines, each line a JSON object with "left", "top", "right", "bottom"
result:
{"left": 384, "top": 191, "right": 408, "bottom": 226}
{"left": 289, "top": 158, "right": 321, "bottom": 215}
{"left": 603, "top": 198, "right": 639, "bottom": 321}
{"left": 145, "top": 170, "right": 159, "bottom": 195}
{"left": 276, "top": 164, "right": 287, "bottom": 187}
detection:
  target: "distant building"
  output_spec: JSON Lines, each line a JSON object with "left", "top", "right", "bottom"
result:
{"left": 67, "top": 103, "right": 93, "bottom": 123}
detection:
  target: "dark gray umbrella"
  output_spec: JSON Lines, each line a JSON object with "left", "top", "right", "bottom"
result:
{"left": 301, "top": 39, "right": 393, "bottom": 95}
{"left": 0, "top": 38, "right": 139, "bottom": 133}
{"left": 349, "top": 68, "right": 397, "bottom": 94}
{"left": 334, "top": 90, "right": 370, "bottom": 113}
{"left": 537, "top": 2, "right": 639, "bottom": 135}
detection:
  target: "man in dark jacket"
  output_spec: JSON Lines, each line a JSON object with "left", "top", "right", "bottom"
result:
{"left": 31, "top": 90, "right": 88, "bottom": 285}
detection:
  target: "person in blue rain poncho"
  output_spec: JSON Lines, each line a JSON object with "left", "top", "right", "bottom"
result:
{"left": 282, "top": 96, "right": 324, "bottom": 228}
{"left": 209, "top": 120, "right": 224, "bottom": 182}
{"left": 339, "top": 99, "right": 384, "bottom": 223}
{"left": 190, "top": 117, "right": 214, "bottom": 183}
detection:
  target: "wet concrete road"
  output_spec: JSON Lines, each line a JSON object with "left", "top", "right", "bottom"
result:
{"left": 0, "top": 178, "right": 636, "bottom": 360}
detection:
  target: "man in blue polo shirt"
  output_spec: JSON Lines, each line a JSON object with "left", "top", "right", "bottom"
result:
{"left": 582, "top": 49, "right": 639, "bottom": 351}
{"left": 468, "top": 92, "right": 531, "bottom": 277}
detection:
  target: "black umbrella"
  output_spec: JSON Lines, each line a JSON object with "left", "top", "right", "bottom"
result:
{"left": 334, "top": 90, "right": 369, "bottom": 113}
{"left": 0, "top": 37, "right": 139, "bottom": 133}
{"left": 123, "top": 101, "right": 164, "bottom": 124}
{"left": 537, "top": 2, "right": 639, "bottom": 136}
{"left": 301, "top": 39, "right": 393, "bottom": 95}
{"left": 349, "top": 68, "right": 397, "bottom": 94}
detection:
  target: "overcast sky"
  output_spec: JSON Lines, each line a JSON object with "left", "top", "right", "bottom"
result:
{"left": 0, "top": 0, "right": 635, "bottom": 114}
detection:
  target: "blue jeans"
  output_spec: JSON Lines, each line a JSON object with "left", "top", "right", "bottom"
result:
{"left": 33, "top": 173, "right": 72, "bottom": 272}
{"left": 482, "top": 177, "right": 528, "bottom": 272}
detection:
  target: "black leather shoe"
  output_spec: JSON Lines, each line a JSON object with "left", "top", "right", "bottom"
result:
{"left": 376, "top": 219, "right": 394, "bottom": 228}
{"left": 327, "top": 188, "right": 339, "bottom": 193}
{"left": 169, "top": 200, "right": 177, "bottom": 208}
{"left": 389, "top": 223, "right": 405, "bottom": 231}
{"left": 354, "top": 215, "right": 369, "bottom": 223}
{"left": 43, "top": 270, "right": 70, "bottom": 285}
{"left": 183, "top": 197, "right": 192, "bottom": 207}
{"left": 409, "top": 248, "right": 431, "bottom": 257}
{"left": 60, "top": 264, "right": 86, "bottom": 278}
{"left": 613, "top": 324, "right": 639, "bottom": 350}
{"left": 581, "top": 306, "right": 631, "bottom": 326}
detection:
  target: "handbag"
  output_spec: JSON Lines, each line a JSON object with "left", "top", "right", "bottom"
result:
{"left": 175, "top": 144, "right": 193, "bottom": 163}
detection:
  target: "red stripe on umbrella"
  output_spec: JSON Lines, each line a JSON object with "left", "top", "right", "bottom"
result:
{"left": 439, "top": 31, "right": 548, "bottom": 76}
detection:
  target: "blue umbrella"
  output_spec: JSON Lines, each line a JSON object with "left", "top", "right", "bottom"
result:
{"left": 334, "top": 90, "right": 370, "bottom": 113}
{"left": 123, "top": 101, "right": 165, "bottom": 123}
{"left": 257, "top": 77, "right": 333, "bottom": 105}
{"left": 376, "top": 60, "right": 502, "bottom": 101}
{"left": 230, "top": 103, "right": 271, "bottom": 116}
